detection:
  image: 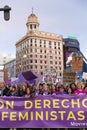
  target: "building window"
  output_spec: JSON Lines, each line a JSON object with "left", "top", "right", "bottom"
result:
{"left": 44, "top": 61, "right": 47, "bottom": 64}
{"left": 59, "top": 57, "right": 61, "bottom": 60}
{"left": 30, "top": 60, "right": 33, "bottom": 63}
{"left": 30, "top": 44, "right": 32, "bottom": 46}
{"left": 56, "top": 67, "right": 57, "bottom": 69}
{"left": 30, "top": 66, "right": 33, "bottom": 69}
{"left": 40, "top": 55, "right": 42, "bottom": 58}
{"left": 40, "top": 60, "right": 42, "bottom": 63}
{"left": 30, "top": 25, "right": 32, "bottom": 29}
{"left": 40, "top": 66, "right": 43, "bottom": 69}
{"left": 40, "top": 40, "right": 42, "bottom": 43}
{"left": 30, "top": 39, "right": 32, "bottom": 43}
{"left": 45, "top": 66, "right": 47, "bottom": 68}
{"left": 30, "top": 49, "right": 32, "bottom": 52}
{"left": 59, "top": 62, "right": 61, "bottom": 65}
{"left": 60, "top": 73, "right": 61, "bottom": 76}
{"left": 44, "top": 50, "right": 46, "bottom": 53}
{"left": 54, "top": 42, "right": 56, "bottom": 45}
{"left": 50, "top": 56, "right": 53, "bottom": 59}
{"left": 59, "top": 67, "right": 61, "bottom": 70}
{"left": 44, "top": 40, "right": 46, "bottom": 44}
{"left": 50, "top": 61, "right": 53, "bottom": 64}
{"left": 55, "top": 51, "right": 57, "bottom": 54}
{"left": 35, "top": 49, "right": 37, "bottom": 52}
{"left": 35, "top": 44, "right": 37, "bottom": 47}
{"left": 35, "top": 65, "right": 37, "bottom": 69}
{"left": 40, "top": 50, "right": 42, "bottom": 53}
{"left": 35, "top": 60, "right": 37, "bottom": 63}
{"left": 35, "top": 55, "right": 37, "bottom": 57}
{"left": 58, "top": 47, "right": 60, "bottom": 50}
{"left": 35, "top": 39, "right": 37, "bottom": 43}
{"left": 27, "top": 43, "right": 29, "bottom": 47}
{"left": 58, "top": 42, "right": 60, "bottom": 46}
{"left": 45, "top": 66, "right": 47, "bottom": 69}
{"left": 55, "top": 61, "right": 57, "bottom": 64}
{"left": 34, "top": 25, "right": 36, "bottom": 29}
{"left": 49, "top": 41, "right": 51, "bottom": 45}
{"left": 59, "top": 52, "right": 61, "bottom": 55}
{"left": 41, "top": 72, "right": 43, "bottom": 75}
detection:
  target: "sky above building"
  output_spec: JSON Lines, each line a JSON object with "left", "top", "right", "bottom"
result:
{"left": 0, "top": 0, "right": 87, "bottom": 57}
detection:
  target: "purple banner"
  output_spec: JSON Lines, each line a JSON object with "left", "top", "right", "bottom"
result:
{"left": 0, "top": 95, "right": 87, "bottom": 128}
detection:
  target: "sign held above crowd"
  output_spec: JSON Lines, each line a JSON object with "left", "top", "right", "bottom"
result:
{"left": 72, "top": 56, "right": 83, "bottom": 72}
{"left": 63, "top": 70, "right": 76, "bottom": 84}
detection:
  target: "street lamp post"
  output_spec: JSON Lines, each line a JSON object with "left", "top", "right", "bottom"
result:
{"left": 19, "top": 54, "right": 28, "bottom": 73}
{"left": 0, "top": 5, "right": 11, "bottom": 21}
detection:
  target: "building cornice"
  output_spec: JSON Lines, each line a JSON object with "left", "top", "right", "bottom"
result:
{"left": 16, "top": 31, "right": 63, "bottom": 46}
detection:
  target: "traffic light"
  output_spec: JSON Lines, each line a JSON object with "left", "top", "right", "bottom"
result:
{"left": 4, "top": 6, "right": 11, "bottom": 21}
{"left": 0, "top": 5, "right": 11, "bottom": 21}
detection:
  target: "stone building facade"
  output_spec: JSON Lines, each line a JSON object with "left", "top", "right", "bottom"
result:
{"left": 16, "top": 13, "right": 64, "bottom": 80}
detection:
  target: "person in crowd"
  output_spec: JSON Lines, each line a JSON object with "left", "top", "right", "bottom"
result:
{"left": 1, "top": 82, "right": 9, "bottom": 96}
{"left": 57, "top": 85, "right": 67, "bottom": 95}
{"left": 34, "top": 86, "right": 40, "bottom": 96}
{"left": 19, "top": 83, "right": 27, "bottom": 96}
{"left": 6, "top": 85, "right": 13, "bottom": 96}
{"left": 42, "top": 84, "right": 50, "bottom": 95}
{"left": 47, "top": 84, "right": 52, "bottom": 94}
{"left": 84, "top": 83, "right": 87, "bottom": 93}
{"left": 84, "top": 86, "right": 87, "bottom": 93}
{"left": 67, "top": 87, "right": 73, "bottom": 95}
{"left": 0, "top": 83, "right": 3, "bottom": 96}
{"left": 74, "top": 82, "right": 86, "bottom": 95}
{"left": 25, "top": 87, "right": 31, "bottom": 97}
{"left": 11, "top": 86, "right": 18, "bottom": 96}
{"left": 56, "top": 82, "right": 62, "bottom": 91}
{"left": 31, "top": 85, "right": 36, "bottom": 93}
{"left": 64, "top": 83, "right": 69, "bottom": 92}
{"left": 39, "top": 83, "right": 43, "bottom": 95}
{"left": 0, "top": 80, "right": 87, "bottom": 97}
{"left": 70, "top": 83, "right": 77, "bottom": 94}
{"left": 51, "top": 85, "right": 57, "bottom": 95}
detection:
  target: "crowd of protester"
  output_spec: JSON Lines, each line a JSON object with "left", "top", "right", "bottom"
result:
{"left": 0, "top": 81, "right": 87, "bottom": 130}
{"left": 0, "top": 81, "right": 87, "bottom": 97}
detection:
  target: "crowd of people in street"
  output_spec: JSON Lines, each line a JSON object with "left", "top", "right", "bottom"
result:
{"left": 0, "top": 81, "right": 87, "bottom": 130}
{"left": 0, "top": 81, "right": 87, "bottom": 97}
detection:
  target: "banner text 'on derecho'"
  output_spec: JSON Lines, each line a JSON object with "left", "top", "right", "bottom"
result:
{"left": 0, "top": 96, "right": 87, "bottom": 121}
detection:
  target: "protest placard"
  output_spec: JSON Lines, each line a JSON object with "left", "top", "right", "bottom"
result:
{"left": 72, "top": 56, "right": 83, "bottom": 72}
{"left": 63, "top": 70, "right": 76, "bottom": 84}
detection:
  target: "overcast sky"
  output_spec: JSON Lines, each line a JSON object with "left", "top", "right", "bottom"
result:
{"left": 0, "top": 0, "right": 87, "bottom": 58}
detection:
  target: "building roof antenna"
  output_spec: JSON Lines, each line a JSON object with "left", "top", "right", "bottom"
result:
{"left": 32, "top": 7, "right": 34, "bottom": 14}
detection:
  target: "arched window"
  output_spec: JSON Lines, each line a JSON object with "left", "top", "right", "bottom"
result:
{"left": 30, "top": 25, "right": 32, "bottom": 29}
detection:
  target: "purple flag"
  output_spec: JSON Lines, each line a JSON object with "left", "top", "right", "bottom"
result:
{"left": 22, "top": 70, "right": 37, "bottom": 81}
